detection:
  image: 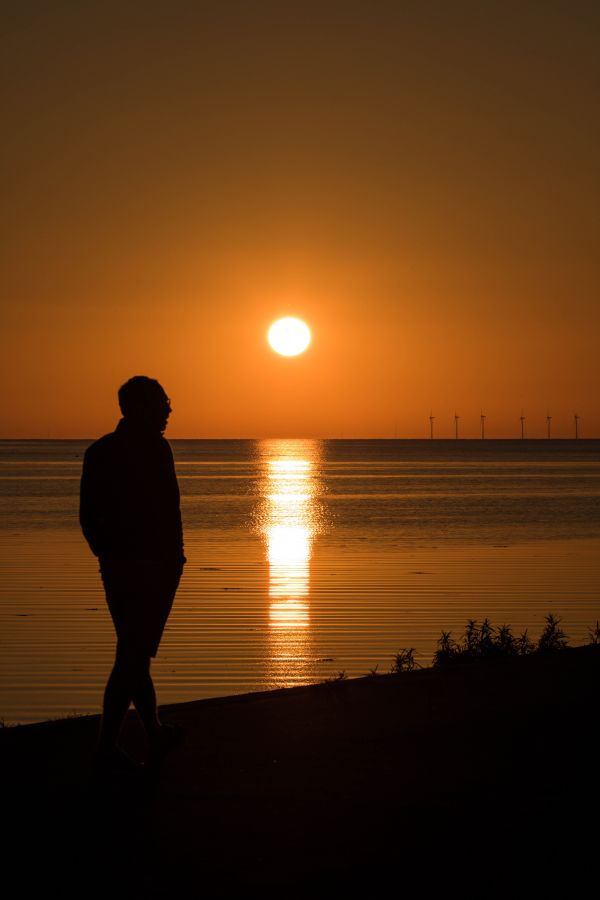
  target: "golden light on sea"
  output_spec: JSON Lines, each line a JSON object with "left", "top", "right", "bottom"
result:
{"left": 257, "top": 441, "right": 323, "bottom": 687}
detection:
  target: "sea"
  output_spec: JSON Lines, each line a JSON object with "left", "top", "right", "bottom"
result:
{"left": 1, "top": 438, "right": 599, "bottom": 725}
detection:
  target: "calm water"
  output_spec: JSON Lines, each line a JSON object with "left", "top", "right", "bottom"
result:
{"left": 1, "top": 438, "right": 599, "bottom": 724}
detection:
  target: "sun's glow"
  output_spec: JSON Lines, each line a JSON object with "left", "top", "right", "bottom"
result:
{"left": 268, "top": 317, "right": 311, "bottom": 356}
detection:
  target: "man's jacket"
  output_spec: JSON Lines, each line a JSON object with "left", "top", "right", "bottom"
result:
{"left": 79, "top": 418, "right": 184, "bottom": 561}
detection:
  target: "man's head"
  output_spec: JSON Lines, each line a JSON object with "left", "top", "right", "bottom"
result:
{"left": 118, "top": 376, "right": 172, "bottom": 433}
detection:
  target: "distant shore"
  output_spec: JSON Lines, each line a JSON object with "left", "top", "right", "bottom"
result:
{"left": 2, "top": 436, "right": 600, "bottom": 442}
{"left": 3, "top": 645, "right": 598, "bottom": 896}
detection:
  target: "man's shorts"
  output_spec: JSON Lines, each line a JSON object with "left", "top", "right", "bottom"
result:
{"left": 99, "top": 557, "right": 184, "bottom": 658}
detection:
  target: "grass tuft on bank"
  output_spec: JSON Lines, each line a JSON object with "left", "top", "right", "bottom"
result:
{"left": 390, "top": 613, "right": 599, "bottom": 673}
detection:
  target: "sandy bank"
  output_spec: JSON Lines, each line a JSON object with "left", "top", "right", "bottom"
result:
{"left": 3, "top": 646, "right": 598, "bottom": 897}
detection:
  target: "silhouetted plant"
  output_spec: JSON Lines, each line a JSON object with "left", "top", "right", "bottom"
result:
{"left": 390, "top": 648, "right": 419, "bottom": 674}
{"left": 433, "top": 631, "right": 459, "bottom": 667}
{"left": 477, "top": 618, "right": 497, "bottom": 657}
{"left": 463, "top": 619, "right": 479, "bottom": 655}
{"left": 432, "top": 615, "right": 572, "bottom": 667}
{"left": 369, "top": 612, "right": 584, "bottom": 680}
{"left": 496, "top": 624, "right": 517, "bottom": 656}
{"left": 323, "top": 670, "right": 347, "bottom": 683}
{"left": 537, "top": 614, "right": 568, "bottom": 652}
{"left": 366, "top": 665, "right": 379, "bottom": 677}
{"left": 514, "top": 629, "right": 535, "bottom": 656}
{"left": 588, "top": 621, "right": 600, "bottom": 645}
{"left": 455, "top": 618, "right": 497, "bottom": 660}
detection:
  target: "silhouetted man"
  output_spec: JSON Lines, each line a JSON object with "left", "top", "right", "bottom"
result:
{"left": 80, "top": 376, "right": 185, "bottom": 773}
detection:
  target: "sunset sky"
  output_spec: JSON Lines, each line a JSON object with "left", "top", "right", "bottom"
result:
{"left": 2, "top": 1, "right": 598, "bottom": 438}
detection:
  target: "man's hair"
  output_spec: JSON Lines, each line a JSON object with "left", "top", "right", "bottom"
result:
{"left": 118, "top": 376, "right": 166, "bottom": 416}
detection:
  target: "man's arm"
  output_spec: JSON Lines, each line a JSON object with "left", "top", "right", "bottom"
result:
{"left": 164, "top": 439, "right": 186, "bottom": 563}
{"left": 79, "top": 444, "right": 107, "bottom": 557}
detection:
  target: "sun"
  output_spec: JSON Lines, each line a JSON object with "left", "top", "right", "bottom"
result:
{"left": 268, "top": 317, "right": 311, "bottom": 357}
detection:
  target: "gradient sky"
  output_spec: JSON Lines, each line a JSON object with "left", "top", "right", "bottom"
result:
{"left": 2, "top": 1, "right": 599, "bottom": 438}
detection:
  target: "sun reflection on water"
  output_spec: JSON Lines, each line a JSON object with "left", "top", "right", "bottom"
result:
{"left": 257, "top": 440, "right": 323, "bottom": 686}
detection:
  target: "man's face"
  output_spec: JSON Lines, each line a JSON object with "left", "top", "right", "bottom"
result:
{"left": 132, "top": 390, "right": 172, "bottom": 433}
{"left": 154, "top": 393, "right": 172, "bottom": 434}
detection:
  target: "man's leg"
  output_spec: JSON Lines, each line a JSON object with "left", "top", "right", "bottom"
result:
{"left": 131, "top": 665, "right": 161, "bottom": 736}
{"left": 97, "top": 563, "right": 184, "bottom": 764}
{"left": 132, "top": 661, "right": 186, "bottom": 758}
{"left": 97, "top": 640, "right": 152, "bottom": 755}
{"left": 132, "top": 566, "right": 183, "bottom": 743}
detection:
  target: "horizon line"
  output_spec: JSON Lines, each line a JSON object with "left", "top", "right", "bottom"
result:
{"left": 1, "top": 435, "right": 599, "bottom": 442}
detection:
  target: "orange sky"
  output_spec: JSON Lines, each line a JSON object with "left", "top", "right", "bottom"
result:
{"left": 2, "top": 2, "right": 599, "bottom": 438}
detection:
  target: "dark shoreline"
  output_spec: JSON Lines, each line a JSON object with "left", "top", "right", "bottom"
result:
{"left": 3, "top": 645, "right": 598, "bottom": 897}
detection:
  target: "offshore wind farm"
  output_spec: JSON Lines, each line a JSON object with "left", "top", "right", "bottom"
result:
{"left": 421, "top": 410, "right": 588, "bottom": 439}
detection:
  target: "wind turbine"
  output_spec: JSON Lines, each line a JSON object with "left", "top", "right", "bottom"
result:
{"left": 520, "top": 411, "right": 525, "bottom": 440}
{"left": 480, "top": 411, "right": 486, "bottom": 440}
{"left": 429, "top": 411, "right": 435, "bottom": 440}
{"left": 546, "top": 412, "right": 552, "bottom": 439}
{"left": 454, "top": 412, "right": 459, "bottom": 440}
{"left": 574, "top": 413, "right": 580, "bottom": 440}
